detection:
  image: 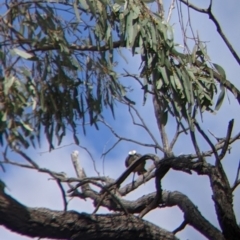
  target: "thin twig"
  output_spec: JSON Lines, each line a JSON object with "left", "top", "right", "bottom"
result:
{"left": 194, "top": 121, "right": 219, "bottom": 165}
{"left": 179, "top": 0, "right": 240, "bottom": 65}
{"left": 99, "top": 118, "right": 161, "bottom": 151}
{"left": 78, "top": 146, "right": 100, "bottom": 177}
{"left": 218, "top": 119, "right": 234, "bottom": 160}
{"left": 157, "top": 0, "right": 165, "bottom": 19}
{"left": 189, "top": 128, "right": 202, "bottom": 161}
{"left": 128, "top": 104, "right": 163, "bottom": 151}
{"left": 169, "top": 124, "right": 180, "bottom": 149}
{"left": 179, "top": 0, "right": 208, "bottom": 13}
{"left": 56, "top": 180, "right": 68, "bottom": 211}
{"left": 167, "top": 0, "right": 176, "bottom": 23}
{"left": 231, "top": 160, "right": 240, "bottom": 192}
{"left": 101, "top": 139, "right": 121, "bottom": 157}
{"left": 14, "top": 149, "right": 39, "bottom": 169}
{"left": 123, "top": 72, "right": 154, "bottom": 94}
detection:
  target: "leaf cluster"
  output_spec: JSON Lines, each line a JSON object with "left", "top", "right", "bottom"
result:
{"left": 0, "top": 0, "right": 226, "bottom": 148}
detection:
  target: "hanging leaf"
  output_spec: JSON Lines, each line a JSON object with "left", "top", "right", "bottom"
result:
{"left": 11, "top": 48, "right": 34, "bottom": 59}
{"left": 215, "top": 85, "right": 225, "bottom": 111}
{"left": 4, "top": 76, "right": 15, "bottom": 94}
{"left": 213, "top": 63, "right": 226, "bottom": 80}
{"left": 20, "top": 120, "right": 33, "bottom": 132}
{"left": 74, "top": 0, "right": 81, "bottom": 22}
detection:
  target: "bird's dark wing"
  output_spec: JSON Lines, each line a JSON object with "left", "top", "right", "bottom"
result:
{"left": 125, "top": 155, "right": 131, "bottom": 167}
{"left": 125, "top": 153, "right": 142, "bottom": 168}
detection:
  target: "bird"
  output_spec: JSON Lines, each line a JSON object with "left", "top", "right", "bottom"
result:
{"left": 125, "top": 150, "right": 147, "bottom": 175}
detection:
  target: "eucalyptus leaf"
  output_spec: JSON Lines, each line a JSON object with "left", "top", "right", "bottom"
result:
{"left": 4, "top": 76, "right": 15, "bottom": 94}
{"left": 11, "top": 48, "right": 34, "bottom": 59}
{"left": 213, "top": 63, "right": 226, "bottom": 80}
{"left": 215, "top": 85, "right": 225, "bottom": 111}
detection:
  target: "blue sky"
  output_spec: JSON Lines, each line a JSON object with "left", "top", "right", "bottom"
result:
{"left": 0, "top": 1, "right": 240, "bottom": 239}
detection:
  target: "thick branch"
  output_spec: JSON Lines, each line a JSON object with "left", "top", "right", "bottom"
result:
{"left": 75, "top": 187, "right": 224, "bottom": 240}
{"left": 209, "top": 166, "right": 240, "bottom": 240}
{"left": 163, "top": 191, "right": 224, "bottom": 240}
{"left": 0, "top": 189, "right": 178, "bottom": 240}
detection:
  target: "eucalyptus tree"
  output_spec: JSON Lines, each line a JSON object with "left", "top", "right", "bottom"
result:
{"left": 0, "top": 1, "right": 240, "bottom": 240}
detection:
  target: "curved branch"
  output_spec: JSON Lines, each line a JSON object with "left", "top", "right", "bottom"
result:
{"left": 163, "top": 191, "right": 224, "bottom": 240}
{"left": 0, "top": 189, "right": 178, "bottom": 240}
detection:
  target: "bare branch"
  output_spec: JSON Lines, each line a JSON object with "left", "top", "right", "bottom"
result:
{"left": 0, "top": 189, "right": 178, "bottom": 240}
{"left": 14, "top": 149, "right": 39, "bottom": 169}
{"left": 56, "top": 180, "right": 68, "bottom": 211}
{"left": 189, "top": 131, "right": 240, "bottom": 160}
{"left": 169, "top": 124, "right": 181, "bottom": 149}
{"left": 164, "top": 191, "right": 224, "bottom": 240}
{"left": 99, "top": 118, "right": 161, "bottom": 150}
{"left": 189, "top": 127, "right": 203, "bottom": 161}
{"left": 194, "top": 121, "right": 220, "bottom": 165}
{"left": 139, "top": 165, "right": 166, "bottom": 218}
{"left": 127, "top": 104, "right": 163, "bottom": 151}
{"left": 157, "top": 0, "right": 165, "bottom": 19}
{"left": 207, "top": 4, "right": 240, "bottom": 65}
{"left": 178, "top": 0, "right": 208, "bottom": 13}
{"left": 71, "top": 150, "right": 84, "bottom": 179}
{"left": 101, "top": 139, "right": 121, "bottom": 157}
{"left": 232, "top": 160, "right": 240, "bottom": 192}
{"left": 167, "top": 0, "right": 176, "bottom": 23}
{"left": 218, "top": 119, "right": 234, "bottom": 160}
{"left": 208, "top": 165, "right": 240, "bottom": 239}
{"left": 179, "top": 0, "right": 240, "bottom": 65}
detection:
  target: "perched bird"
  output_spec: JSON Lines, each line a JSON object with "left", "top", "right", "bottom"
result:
{"left": 125, "top": 150, "right": 147, "bottom": 175}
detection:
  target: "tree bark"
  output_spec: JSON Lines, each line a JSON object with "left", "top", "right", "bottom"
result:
{"left": 0, "top": 189, "right": 178, "bottom": 240}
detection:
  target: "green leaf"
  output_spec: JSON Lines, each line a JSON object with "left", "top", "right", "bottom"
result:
{"left": 215, "top": 85, "right": 225, "bottom": 111}
{"left": 213, "top": 63, "right": 226, "bottom": 80}
{"left": 159, "top": 66, "right": 169, "bottom": 85}
{"left": 20, "top": 120, "right": 33, "bottom": 132}
{"left": 2, "top": 111, "right": 7, "bottom": 122}
{"left": 11, "top": 48, "right": 34, "bottom": 59}
{"left": 74, "top": 0, "right": 81, "bottom": 22}
{"left": 156, "top": 79, "right": 163, "bottom": 90}
{"left": 4, "top": 76, "right": 15, "bottom": 94}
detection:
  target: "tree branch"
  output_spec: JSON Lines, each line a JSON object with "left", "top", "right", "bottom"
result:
{"left": 179, "top": 0, "right": 240, "bottom": 65}
{"left": 209, "top": 165, "right": 240, "bottom": 240}
{"left": 0, "top": 189, "right": 178, "bottom": 240}
{"left": 232, "top": 160, "right": 240, "bottom": 192}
